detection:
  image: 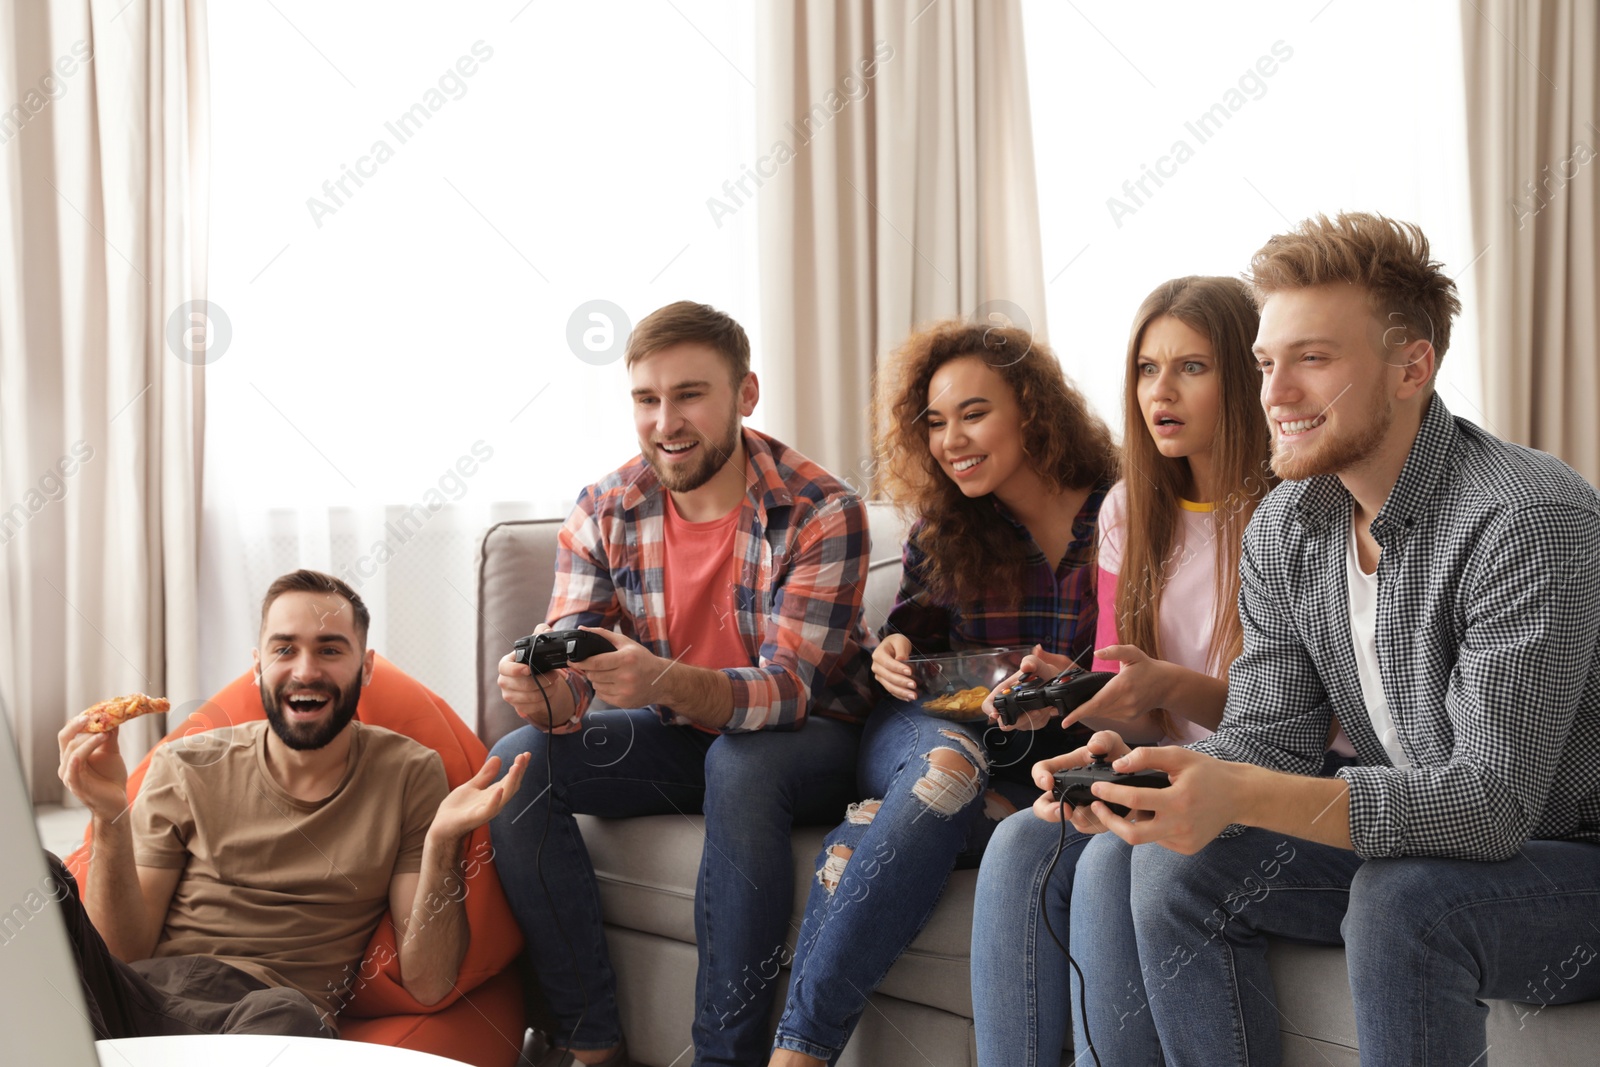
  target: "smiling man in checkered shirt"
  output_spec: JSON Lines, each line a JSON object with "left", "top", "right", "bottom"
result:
{"left": 487, "top": 301, "right": 876, "bottom": 1067}
{"left": 1041, "top": 213, "right": 1600, "bottom": 1066}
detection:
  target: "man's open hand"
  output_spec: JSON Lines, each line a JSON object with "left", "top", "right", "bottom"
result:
{"left": 428, "top": 753, "right": 530, "bottom": 847}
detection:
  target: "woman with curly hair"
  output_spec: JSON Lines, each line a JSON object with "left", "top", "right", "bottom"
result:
{"left": 970, "top": 276, "right": 1352, "bottom": 1066}
{"left": 769, "top": 320, "right": 1118, "bottom": 1067}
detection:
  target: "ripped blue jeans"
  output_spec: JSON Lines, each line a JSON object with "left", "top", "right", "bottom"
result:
{"left": 774, "top": 699, "right": 1042, "bottom": 1062}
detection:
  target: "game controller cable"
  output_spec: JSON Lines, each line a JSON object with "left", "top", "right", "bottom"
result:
{"left": 529, "top": 667, "right": 592, "bottom": 1044}
{"left": 1042, "top": 797, "right": 1102, "bottom": 1067}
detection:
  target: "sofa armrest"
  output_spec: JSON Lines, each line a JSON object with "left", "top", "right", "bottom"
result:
{"left": 476, "top": 519, "right": 566, "bottom": 749}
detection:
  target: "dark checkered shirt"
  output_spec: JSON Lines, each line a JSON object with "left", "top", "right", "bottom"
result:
{"left": 1194, "top": 395, "right": 1600, "bottom": 860}
{"left": 882, "top": 485, "right": 1107, "bottom": 662}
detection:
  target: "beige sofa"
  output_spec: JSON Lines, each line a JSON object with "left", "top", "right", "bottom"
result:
{"left": 475, "top": 502, "right": 1600, "bottom": 1067}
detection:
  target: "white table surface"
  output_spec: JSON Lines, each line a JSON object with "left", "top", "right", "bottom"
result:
{"left": 97, "top": 1034, "right": 474, "bottom": 1066}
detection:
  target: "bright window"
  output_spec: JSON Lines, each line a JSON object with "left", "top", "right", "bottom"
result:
{"left": 1024, "top": 0, "right": 1481, "bottom": 437}
{"left": 207, "top": 1, "right": 760, "bottom": 512}
{"left": 202, "top": 2, "right": 759, "bottom": 708}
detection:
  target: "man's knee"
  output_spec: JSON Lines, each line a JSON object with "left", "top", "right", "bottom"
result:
{"left": 44, "top": 852, "right": 78, "bottom": 901}
{"left": 703, "top": 731, "right": 794, "bottom": 815}
{"left": 703, "top": 729, "right": 768, "bottom": 783}
{"left": 1345, "top": 858, "right": 1449, "bottom": 951}
{"left": 1127, "top": 833, "right": 1267, "bottom": 927}
{"left": 232, "top": 986, "right": 331, "bottom": 1039}
{"left": 489, "top": 726, "right": 557, "bottom": 822}
{"left": 490, "top": 723, "right": 551, "bottom": 773}
{"left": 703, "top": 721, "right": 857, "bottom": 828}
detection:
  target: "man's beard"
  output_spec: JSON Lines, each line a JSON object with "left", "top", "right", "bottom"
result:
{"left": 644, "top": 419, "right": 741, "bottom": 493}
{"left": 261, "top": 676, "right": 362, "bottom": 751}
{"left": 1270, "top": 392, "right": 1393, "bottom": 482}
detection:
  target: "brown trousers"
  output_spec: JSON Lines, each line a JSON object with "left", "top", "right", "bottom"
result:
{"left": 46, "top": 853, "right": 330, "bottom": 1041}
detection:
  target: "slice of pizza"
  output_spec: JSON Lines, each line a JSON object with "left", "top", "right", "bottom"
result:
{"left": 81, "top": 693, "right": 171, "bottom": 733}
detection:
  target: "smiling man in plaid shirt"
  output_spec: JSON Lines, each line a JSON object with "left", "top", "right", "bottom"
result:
{"left": 1047, "top": 214, "right": 1600, "bottom": 1066}
{"left": 488, "top": 301, "right": 875, "bottom": 1067}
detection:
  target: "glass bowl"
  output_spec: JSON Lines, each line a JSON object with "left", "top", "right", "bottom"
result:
{"left": 905, "top": 647, "right": 1027, "bottom": 722}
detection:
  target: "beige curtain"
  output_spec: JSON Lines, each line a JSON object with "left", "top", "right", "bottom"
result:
{"left": 755, "top": 0, "right": 1047, "bottom": 486}
{"left": 0, "top": 0, "right": 208, "bottom": 801}
{"left": 1461, "top": 0, "right": 1599, "bottom": 484}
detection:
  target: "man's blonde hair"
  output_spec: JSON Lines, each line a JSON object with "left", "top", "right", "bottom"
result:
{"left": 1247, "top": 212, "right": 1462, "bottom": 364}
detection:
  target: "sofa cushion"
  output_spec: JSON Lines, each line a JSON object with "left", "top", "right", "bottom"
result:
{"left": 579, "top": 812, "right": 976, "bottom": 1019}
{"left": 861, "top": 503, "right": 910, "bottom": 635}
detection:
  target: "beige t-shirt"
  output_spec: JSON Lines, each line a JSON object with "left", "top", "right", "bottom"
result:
{"left": 132, "top": 720, "right": 447, "bottom": 1023}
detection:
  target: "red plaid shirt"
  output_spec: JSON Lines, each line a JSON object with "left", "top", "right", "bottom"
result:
{"left": 545, "top": 429, "right": 875, "bottom": 732}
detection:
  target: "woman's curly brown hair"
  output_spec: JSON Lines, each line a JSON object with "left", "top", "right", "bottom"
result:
{"left": 873, "top": 321, "right": 1118, "bottom": 607}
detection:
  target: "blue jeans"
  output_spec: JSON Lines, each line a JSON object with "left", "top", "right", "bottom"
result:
{"left": 1071, "top": 828, "right": 1600, "bottom": 1067}
{"left": 772, "top": 702, "right": 1030, "bottom": 1062}
{"left": 488, "top": 708, "right": 861, "bottom": 1067}
{"left": 971, "top": 809, "right": 1092, "bottom": 1067}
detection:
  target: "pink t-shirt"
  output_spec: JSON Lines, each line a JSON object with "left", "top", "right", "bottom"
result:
{"left": 662, "top": 493, "right": 749, "bottom": 679}
{"left": 1093, "top": 481, "right": 1220, "bottom": 745}
{"left": 1094, "top": 481, "right": 1356, "bottom": 756}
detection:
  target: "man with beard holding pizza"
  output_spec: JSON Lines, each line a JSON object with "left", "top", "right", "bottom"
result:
{"left": 489, "top": 301, "right": 874, "bottom": 1067}
{"left": 52, "top": 569, "right": 529, "bottom": 1038}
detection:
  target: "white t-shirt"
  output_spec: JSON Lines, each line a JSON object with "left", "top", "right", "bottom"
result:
{"left": 1346, "top": 520, "right": 1410, "bottom": 767}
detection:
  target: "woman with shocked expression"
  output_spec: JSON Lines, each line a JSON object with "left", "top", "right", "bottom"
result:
{"left": 768, "top": 322, "right": 1117, "bottom": 1067}
{"left": 971, "top": 276, "right": 1363, "bottom": 1066}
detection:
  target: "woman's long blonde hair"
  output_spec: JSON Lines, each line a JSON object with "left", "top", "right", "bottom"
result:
{"left": 1115, "top": 278, "right": 1274, "bottom": 717}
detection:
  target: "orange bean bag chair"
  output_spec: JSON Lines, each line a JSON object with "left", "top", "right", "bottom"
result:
{"left": 66, "top": 655, "right": 528, "bottom": 1067}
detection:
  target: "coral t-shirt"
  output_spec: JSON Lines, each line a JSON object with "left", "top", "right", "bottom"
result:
{"left": 662, "top": 492, "right": 750, "bottom": 678}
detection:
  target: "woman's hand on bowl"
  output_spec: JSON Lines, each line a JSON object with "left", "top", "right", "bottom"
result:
{"left": 871, "top": 633, "right": 918, "bottom": 702}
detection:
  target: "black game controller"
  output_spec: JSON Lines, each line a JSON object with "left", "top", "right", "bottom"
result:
{"left": 512, "top": 629, "right": 615, "bottom": 673}
{"left": 1051, "top": 755, "right": 1171, "bottom": 817}
{"left": 994, "top": 665, "right": 1116, "bottom": 726}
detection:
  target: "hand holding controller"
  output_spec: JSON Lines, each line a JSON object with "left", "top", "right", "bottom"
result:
{"left": 995, "top": 665, "right": 1115, "bottom": 726}
{"left": 992, "top": 671, "right": 1044, "bottom": 725}
{"left": 512, "top": 629, "right": 615, "bottom": 673}
{"left": 1051, "top": 754, "right": 1171, "bottom": 818}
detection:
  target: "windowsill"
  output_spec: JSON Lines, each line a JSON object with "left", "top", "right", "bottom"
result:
{"left": 33, "top": 803, "right": 91, "bottom": 858}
